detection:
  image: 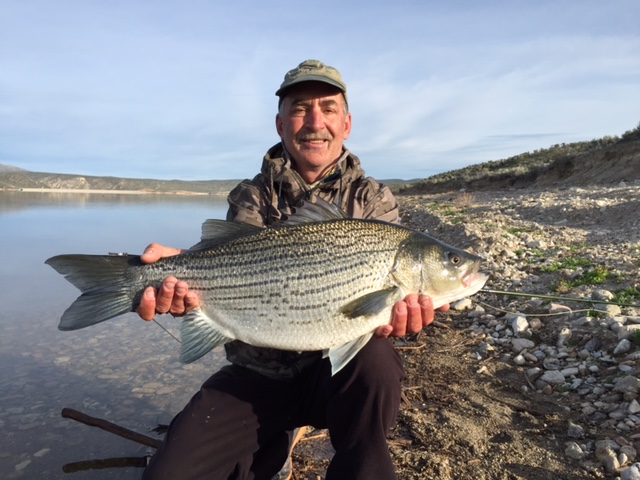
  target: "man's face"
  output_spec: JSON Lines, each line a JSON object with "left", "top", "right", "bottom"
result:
{"left": 276, "top": 82, "right": 352, "bottom": 183}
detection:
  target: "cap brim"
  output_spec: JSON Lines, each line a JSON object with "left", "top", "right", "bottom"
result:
{"left": 275, "top": 76, "right": 346, "bottom": 96}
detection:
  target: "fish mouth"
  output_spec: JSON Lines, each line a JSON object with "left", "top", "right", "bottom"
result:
{"left": 462, "top": 271, "right": 489, "bottom": 289}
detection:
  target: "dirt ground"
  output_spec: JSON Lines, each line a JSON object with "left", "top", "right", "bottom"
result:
{"left": 293, "top": 317, "right": 594, "bottom": 480}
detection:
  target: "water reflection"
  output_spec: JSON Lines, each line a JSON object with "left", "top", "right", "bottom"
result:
{"left": 0, "top": 191, "right": 229, "bottom": 479}
{"left": 0, "top": 190, "right": 223, "bottom": 214}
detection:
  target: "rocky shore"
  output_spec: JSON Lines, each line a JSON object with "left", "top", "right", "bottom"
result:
{"left": 293, "top": 182, "right": 640, "bottom": 479}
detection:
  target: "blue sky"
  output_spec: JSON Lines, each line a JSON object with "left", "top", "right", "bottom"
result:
{"left": 2, "top": 1, "right": 639, "bottom": 181}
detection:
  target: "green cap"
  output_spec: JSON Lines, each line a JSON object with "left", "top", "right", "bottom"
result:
{"left": 275, "top": 59, "right": 347, "bottom": 97}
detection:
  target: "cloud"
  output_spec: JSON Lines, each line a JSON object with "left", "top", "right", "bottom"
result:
{"left": 1, "top": 1, "right": 639, "bottom": 180}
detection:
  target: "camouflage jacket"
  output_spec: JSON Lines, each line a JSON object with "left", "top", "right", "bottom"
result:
{"left": 224, "top": 142, "right": 399, "bottom": 379}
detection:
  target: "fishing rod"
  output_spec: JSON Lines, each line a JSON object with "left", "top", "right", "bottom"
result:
{"left": 480, "top": 289, "right": 640, "bottom": 309}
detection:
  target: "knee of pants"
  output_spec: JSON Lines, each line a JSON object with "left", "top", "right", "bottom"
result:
{"left": 336, "top": 337, "right": 404, "bottom": 395}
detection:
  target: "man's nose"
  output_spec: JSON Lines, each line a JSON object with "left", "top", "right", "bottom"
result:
{"left": 304, "top": 108, "right": 324, "bottom": 130}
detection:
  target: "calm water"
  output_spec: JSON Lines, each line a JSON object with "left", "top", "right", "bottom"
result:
{"left": 0, "top": 192, "right": 230, "bottom": 479}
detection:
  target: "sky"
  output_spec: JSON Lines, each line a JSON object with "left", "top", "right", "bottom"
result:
{"left": 1, "top": 1, "right": 639, "bottom": 181}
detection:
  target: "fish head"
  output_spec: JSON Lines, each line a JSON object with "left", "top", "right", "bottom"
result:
{"left": 391, "top": 232, "right": 488, "bottom": 309}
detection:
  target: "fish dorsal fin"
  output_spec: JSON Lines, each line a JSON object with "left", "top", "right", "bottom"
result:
{"left": 188, "top": 220, "right": 261, "bottom": 251}
{"left": 188, "top": 197, "right": 345, "bottom": 251}
{"left": 280, "top": 198, "right": 347, "bottom": 226}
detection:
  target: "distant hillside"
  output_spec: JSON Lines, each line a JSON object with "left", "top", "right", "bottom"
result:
{"left": 3, "top": 123, "right": 639, "bottom": 195}
{"left": 400, "top": 122, "right": 640, "bottom": 194}
{"left": 0, "top": 164, "right": 27, "bottom": 173}
{"left": 0, "top": 169, "right": 241, "bottom": 195}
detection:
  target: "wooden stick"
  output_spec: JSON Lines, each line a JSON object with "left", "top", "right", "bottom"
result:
{"left": 62, "top": 456, "right": 148, "bottom": 473}
{"left": 61, "top": 407, "right": 162, "bottom": 449}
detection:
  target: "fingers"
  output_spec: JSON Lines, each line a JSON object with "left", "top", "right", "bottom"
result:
{"left": 405, "top": 294, "right": 424, "bottom": 333}
{"left": 418, "top": 295, "right": 435, "bottom": 327}
{"left": 136, "top": 277, "right": 200, "bottom": 322}
{"left": 437, "top": 303, "right": 450, "bottom": 313}
{"left": 140, "top": 243, "right": 164, "bottom": 264}
{"left": 155, "top": 277, "right": 178, "bottom": 314}
{"left": 377, "top": 300, "right": 410, "bottom": 338}
{"left": 140, "top": 243, "right": 183, "bottom": 264}
{"left": 168, "top": 280, "right": 199, "bottom": 316}
{"left": 382, "top": 294, "right": 443, "bottom": 339}
{"left": 374, "top": 324, "right": 394, "bottom": 338}
{"left": 183, "top": 289, "right": 201, "bottom": 312}
{"left": 137, "top": 287, "right": 158, "bottom": 321}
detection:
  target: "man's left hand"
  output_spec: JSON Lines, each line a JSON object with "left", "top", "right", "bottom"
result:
{"left": 374, "top": 294, "right": 449, "bottom": 338}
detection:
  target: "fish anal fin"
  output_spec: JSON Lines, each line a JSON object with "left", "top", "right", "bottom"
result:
{"left": 179, "top": 309, "right": 233, "bottom": 363}
{"left": 324, "top": 333, "right": 374, "bottom": 376}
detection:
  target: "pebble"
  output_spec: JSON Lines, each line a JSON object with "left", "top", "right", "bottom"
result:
{"left": 565, "top": 441, "right": 585, "bottom": 459}
{"left": 617, "top": 340, "right": 635, "bottom": 355}
{"left": 540, "top": 370, "right": 566, "bottom": 386}
{"left": 511, "top": 338, "right": 535, "bottom": 353}
{"left": 621, "top": 463, "right": 640, "bottom": 480}
{"left": 427, "top": 187, "right": 640, "bottom": 477}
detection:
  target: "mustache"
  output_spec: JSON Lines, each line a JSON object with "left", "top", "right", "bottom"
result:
{"left": 297, "top": 133, "right": 332, "bottom": 142}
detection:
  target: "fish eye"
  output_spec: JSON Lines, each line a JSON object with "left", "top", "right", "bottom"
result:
{"left": 447, "top": 252, "right": 462, "bottom": 265}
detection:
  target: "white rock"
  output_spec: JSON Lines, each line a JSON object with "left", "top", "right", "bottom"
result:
{"left": 511, "top": 338, "right": 535, "bottom": 353}
{"left": 557, "top": 327, "right": 572, "bottom": 347}
{"left": 561, "top": 367, "right": 579, "bottom": 377}
{"left": 451, "top": 298, "right": 473, "bottom": 310}
{"left": 615, "top": 339, "right": 633, "bottom": 355}
{"left": 15, "top": 459, "right": 31, "bottom": 471}
{"left": 596, "top": 445, "right": 621, "bottom": 473}
{"left": 619, "top": 325, "right": 640, "bottom": 340}
{"left": 510, "top": 315, "right": 529, "bottom": 335}
{"left": 513, "top": 354, "right": 527, "bottom": 366}
{"left": 621, "top": 445, "right": 638, "bottom": 462}
{"left": 621, "top": 463, "right": 640, "bottom": 480}
{"left": 615, "top": 376, "right": 640, "bottom": 394}
{"left": 592, "top": 289, "right": 615, "bottom": 301}
{"left": 540, "top": 370, "right": 566, "bottom": 385}
{"left": 565, "top": 442, "right": 585, "bottom": 459}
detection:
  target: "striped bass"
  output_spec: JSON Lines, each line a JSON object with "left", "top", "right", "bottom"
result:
{"left": 46, "top": 201, "right": 488, "bottom": 375}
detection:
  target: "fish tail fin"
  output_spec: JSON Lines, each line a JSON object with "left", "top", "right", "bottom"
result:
{"left": 45, "top": 254, "right": 143, "bottom": 331}
{"left": 180, "top": 309, "right": 233, "bottom": 363}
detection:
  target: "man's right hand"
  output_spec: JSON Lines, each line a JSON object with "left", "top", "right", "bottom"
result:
{"left": 136, "top": 243, "right": 201, "bottom": 321}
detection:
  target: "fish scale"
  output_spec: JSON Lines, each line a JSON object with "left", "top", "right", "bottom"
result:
{"left": 179, "top": 222, "right": 401, "bottom": 327}
{"left": 46, "top": 203, "right": 488, "bottom": 374}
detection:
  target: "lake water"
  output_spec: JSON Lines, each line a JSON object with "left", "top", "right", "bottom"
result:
{"left": 0, "top": 191, "right": 230, "bottom": 479}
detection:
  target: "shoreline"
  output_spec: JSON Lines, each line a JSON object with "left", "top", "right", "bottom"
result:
{"left": 3, "top": 188, "right": 224, "bottom": 196}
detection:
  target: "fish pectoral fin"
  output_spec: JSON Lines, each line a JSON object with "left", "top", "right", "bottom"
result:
{"left": 339, "top": 288, "right": 401, "bottom": 319}
{"left": 179, "top": 309, "right": 233, "bottom": 364}
{"left": 324, "top": 333, "right": 374, "bottom": 376}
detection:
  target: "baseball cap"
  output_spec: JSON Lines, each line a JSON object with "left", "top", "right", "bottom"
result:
{"left": 275, "top": 59, "right": 347, "bottom": 98}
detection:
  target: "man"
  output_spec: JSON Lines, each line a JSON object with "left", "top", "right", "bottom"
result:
{"left": 139, "top": 59, "right": 446, "bottom": 480}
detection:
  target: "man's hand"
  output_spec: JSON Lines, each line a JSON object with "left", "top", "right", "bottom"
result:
{"left": 375, "top": 294, "right": 449, "bottom": 338}
{"left": 136, "top": 243, "right": 200, "bottom": 321}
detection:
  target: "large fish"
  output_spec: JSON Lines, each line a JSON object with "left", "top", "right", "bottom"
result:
{"left": 46, "top": 201, "right": 488, "bottom": 375}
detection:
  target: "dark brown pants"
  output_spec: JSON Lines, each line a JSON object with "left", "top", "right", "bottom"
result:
{"left": 142, "top": 338, "right": 404, "bottom": 480}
